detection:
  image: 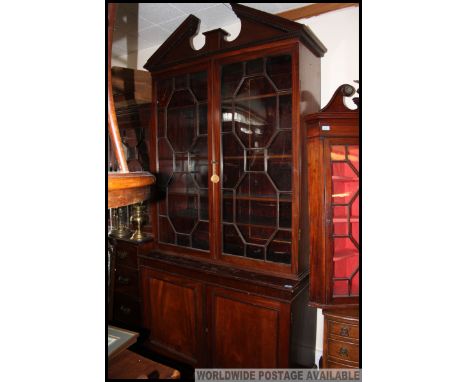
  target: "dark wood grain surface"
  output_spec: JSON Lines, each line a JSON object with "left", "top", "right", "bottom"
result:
{"left": 108, "top": 349, "right": 180, "bottom": 379}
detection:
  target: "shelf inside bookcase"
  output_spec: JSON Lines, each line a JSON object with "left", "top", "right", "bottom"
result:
{"left": 332, "top": 175, "right": 358, "bottom": 182}
{"left": 333, "top": 216, "right": 359, "bottom": 223}
{"left": 223, "top": 154, "right": 292, "bottom": 160}
{"left": 333, "top": 248, "right": 358, "bottom": 261}
{"left": 223, "top": 193, "right": 292, "bottom": 202}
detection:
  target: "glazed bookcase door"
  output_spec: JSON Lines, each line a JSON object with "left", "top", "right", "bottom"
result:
{"left": 155, "top": 69, "right": 211, "bottom": 253}
{"left": 326, "top": 139, "right": 360, "bottom": 303}
{"left": 218, "top": 52, "right": 295, "bottom": 268}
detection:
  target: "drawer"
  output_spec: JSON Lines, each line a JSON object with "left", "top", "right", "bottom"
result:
{"left": 113, "top": 293, "right": 141, "bottom": 327}
{"left": 328, "top": 319, "right": 359, "bottom": 340}
{"left": 326, "top": 358, "right": 358, "bottom": 369}
{"left": 114, "top": 266, "right": 139, "bottom": 297}
{"left": 114, "top": 242, "right": 137, "bottom": 268}
{"left": 327, "top": 338, "right": 359, "bottom": 363}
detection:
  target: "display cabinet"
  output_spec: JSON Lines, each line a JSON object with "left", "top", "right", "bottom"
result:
{"left": 306, "top": 84, "right": 360, "bottom": 308}
{"left": 146, "top": 3, "right": 325, "bottom": 277}
{"left": 139, "top": 3, "right": 326, "bottom": 367}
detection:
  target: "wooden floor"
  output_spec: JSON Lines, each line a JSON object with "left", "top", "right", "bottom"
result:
{"left": 122, "top": 342, "right": 195, "bottom": 380}
{"left": 108, "top": 349, "right": 180, "bottom": 379}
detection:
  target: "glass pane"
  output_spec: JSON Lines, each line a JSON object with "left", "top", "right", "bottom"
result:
{"left": 192, "top": 221, "right": 209, "bottom": 250}
{"left": 246, "top": 149, "right": 265, "bottom": 172}
{"left": 268, "top": 160, "right": 292, "bottom": 191}
{"left": 234, "top": 96, "right": 276, "bottom": 148}
{"left": 348, "top": 146, "right": 359, "bottom": 171}
{"left": 331, "top": 145, "right": 360, "bottom": 297}
{"left": 199, "top": 188, "right": 209, "bottom": 221}
{"left": 159, "top": 217, "right": 175, "bottom": 244}
{"left": 330, "top": 145, "right": 346, "bottom": 161}
{"left": 191, "top": 136, "right": 208, "bottom": 188}
{"left": 221, "top": 102, "right": 234, "bottom": 132}
{"left": 237, "top": 173, "right": 277, "bottom": 200}
{"left": 175, "top": 153, "right": 189, "bottom": 172}
{"left": 351, "top": 270, "right": 359, "bottom": 296}
{"left": 237, "top": 199, "right": 276, "bottom": 227}
{"left": 333, "top": 280, "right": 348, "bottom": 297}
{"left": 246, "top": 244, "right": 264, "bottom": 260}
{"left": 223, "top": 158, "right": 243, "bottom": 189}
{"left": 223, "top": 224, "right": 245, "bottom": 257}
{"left": 331, "top": 162, "right": 358, "bottom": 204}
{"left": 190, "top": 72, "right": 207, "bottom": 101}
{"left": 237, "top": 76, "right": 275, "bottom": 98}
{"left": 177, "top": 233, "right": 190, "bottom": 246}
{"left": 199, "top": 103, "right": 208, "bottom": 135}
{"left": 156, "top": 70, "right": 209, "bottom": 251}
{"left": 269, "top": 131, "right": 292, "bottom": 156}
{"left": 279, "top": 200, "right": 292, "bottom": 228}
{"left": 157, "top": 110, "right": 165, "bottom": 137}
{"left": 238, "top": 224, "right": 275, "bottom": 246}
{"left": 220, "top": 55, "right": 293, "bottom": 264}
{"left": 168, "top": 184, "right": 198, "bottom": 234}
{"left": 222, "top": 132, "right": 244, "bottom": 188}
{"left": 221, "top": 62, "right": 243, "bottom": 99}
{"left": 246, "top": 58, "right": 263, "bottom": 75}
{"left": 333, "top": 205, "right": 347, "bottom": 221}
{"left": 158, "top": 196, "right": 167, "bottom": 215}
{"left": 333, "top": 222, "right": 348, "bottom": 236}
{"left": 266, "top": 54, "right": 292, "bottom": 90}
{"left": 279, "top": 95, "right": 292, "bottom": 130}
{"left": 167, "top": 106, "right": 196, "bottom": 152}
{"left": 267, "top": 230, "right": 291, "bottom": 264}
{"left": 222, "top": 190, "right": 234, "bottom": 223}
{"left": 157, "top": 78, "right": 173, "bottom": 107}
{"left": 175, "top": 74, "right": 187, "bottom": 89}
{"left": 157, "top": 138, "right": 173, "bottom": 188}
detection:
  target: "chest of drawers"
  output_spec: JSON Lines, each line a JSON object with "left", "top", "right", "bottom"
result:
{"left": 322, "top": 308, "right": 360, "bottom": 368}
{"left": 109, "top": 238, "right": 153, "bottom": 330}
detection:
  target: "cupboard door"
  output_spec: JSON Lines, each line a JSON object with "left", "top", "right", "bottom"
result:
{"left": 140, "top": 268, "right": 204, "bottom": 365}
{"left": 155, "top": 70, "right": 210, "bottom": 252}
{"left": 219, "top": 54, "right": 294, "bottom": 265}
{"left": 207, "top": 286, "right": 290, "bottom": 368}
{"left": 327, "top": 142, "right": 360, "bottom": 300}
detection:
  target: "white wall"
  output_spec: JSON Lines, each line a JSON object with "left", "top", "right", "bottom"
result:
{"left": 112, "top": 5, "right": 360, "bottom": 367}
{"left": 301, "top": 6, "right": 359, "bottom": 108}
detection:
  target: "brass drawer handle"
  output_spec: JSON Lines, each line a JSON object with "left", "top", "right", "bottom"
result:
{"left": 119, "top": 305, "right": 131, "bottom": 315}
{"left": 340, "top": 327, "right": 349, "bottom": 337}
{"left": 117, "top": 250, "right": 128, "bottom": 259}
{"left": 338, "top": 347, "right": 349, "bottom": 358}
{"left": 117, "top": 276, "right": 130, "bottom": 285}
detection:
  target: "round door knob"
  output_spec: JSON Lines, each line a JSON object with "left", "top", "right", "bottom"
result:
{"left": 211, "top": 174, "right": 220, "bottom": 183}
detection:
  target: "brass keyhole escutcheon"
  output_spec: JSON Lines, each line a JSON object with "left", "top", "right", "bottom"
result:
{"left": 211, "top": 160, "right": 219, "bottom": 183}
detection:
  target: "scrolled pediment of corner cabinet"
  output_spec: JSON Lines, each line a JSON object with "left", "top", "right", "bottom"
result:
{"left": 143, "top": 3, "right": 326, "bottom": 72}
{"left": 108, "top": 172, "right": 156, "bottom": 209}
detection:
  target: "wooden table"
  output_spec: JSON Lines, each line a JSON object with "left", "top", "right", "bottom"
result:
{"left": 108, "top": 349, "right": 180, "bottom": 379}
